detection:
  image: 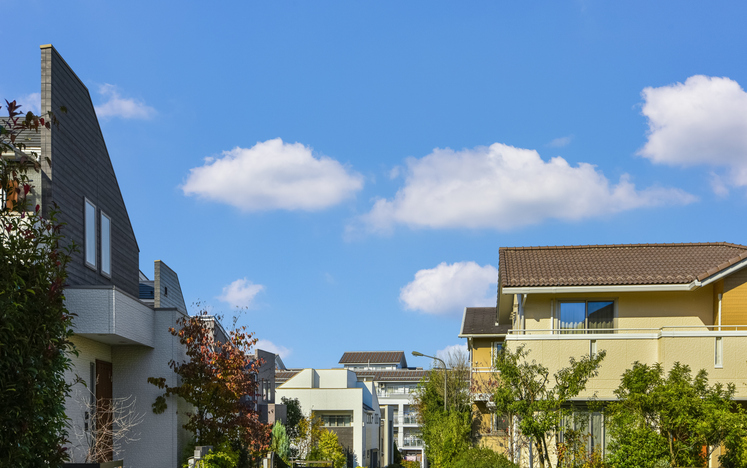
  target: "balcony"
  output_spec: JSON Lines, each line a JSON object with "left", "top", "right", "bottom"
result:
{"left": 377, "top": 389, "right": 415, "bottom": 398}
{"left": 507, "top": 325, "right": 747, "bottom": 339}
{"left": 402, "top": 437, "right": 424, "bottom": 447}
{"left": 392, "top": 414, "right": 419, "bottom": 425}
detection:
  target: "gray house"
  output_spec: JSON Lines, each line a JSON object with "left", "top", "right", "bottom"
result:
{"left": 33, "top": 44, "right": 191, "bottom": 467}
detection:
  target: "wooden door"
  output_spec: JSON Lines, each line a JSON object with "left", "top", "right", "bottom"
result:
{"left": 95, "top": 360, "right": 113, "bottom": 462}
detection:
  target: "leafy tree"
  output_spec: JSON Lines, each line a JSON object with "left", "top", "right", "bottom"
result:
{"left": 0, "top": 100, "right": 76, "bottom": 467}
{"left": 606, "top": 361, "right": 747, "bottom": 468}
{"left": 392, "top": 440, "right": 402, "bottom": 464}
{"left": 492, "top": 344, "right": 606, "bottom": 468}
{"left": 282, "top": 396, "right": 304, "bottom": 439}
{"left": 271, "top": 421, "right": 291, "bottom": 463}
{"left": 452, "top": 446, "right": 519, "bottom": 468}
{"left": 148, "top": 310, "right": 271, "bottom": 458}
{"left": 307, "top": 429, "right": 346, "bottom": 468}
{"left": 413, "top": 349, "right": 472, "bottom": 468}
{"left": 294, "top": 415, "right": 324, "bottom": 460}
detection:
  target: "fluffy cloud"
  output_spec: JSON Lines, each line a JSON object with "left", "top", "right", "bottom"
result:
{"left": 639, "top": 75, "right": 747, "bottom": 190}
{"left": 400, "top": 262, "right": 497, "bottom": 316}
{"left": 357, "top": 143, "right": 694, "bottom": 233}
{"left": 95, "top": 84, "right": 156, "bottom": 119}
{"left": 255, "top": 339, "right": 292, "bottom": 360}
{"left": 182, "top": 138, "right": 364, "bottom": 212}
{"left": 217, "top": 278, "right": 265, "bottom": 308}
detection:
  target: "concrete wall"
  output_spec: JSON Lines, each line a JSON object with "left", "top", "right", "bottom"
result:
{"left": 40, "top": 45, "right": 139, "bottom": 297}
{"left": 65, "top": 336, "right": 113, "bottom": 463}
{"left": 111, "top": 308, "right": 191, "bottom": 468}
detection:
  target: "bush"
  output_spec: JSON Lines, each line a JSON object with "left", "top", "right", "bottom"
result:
{"left": 452, "top": 447, "right": 518, "bottom": 468}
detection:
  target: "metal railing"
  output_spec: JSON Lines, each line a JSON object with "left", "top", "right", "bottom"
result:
{"left": 402, "top": 437, "right": 424, "bottom": 447}
{"left": 377, "top": 389, "right": 416, "bottom": 397}
{"left": 508, "top": 325, "right": 747, "bottom": 336}
{"left": 392, "top": 414, "right": 419, "bottom": 425}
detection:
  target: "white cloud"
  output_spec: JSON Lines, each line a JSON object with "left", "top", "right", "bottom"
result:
{"left": 436, "top": 343, "right": 468, "bottom": 364}
{"left": 400, "top": 262, "right": 497, "bottom": 316}
{"left": 182, "top": 138, "right": 364, "bottom": 212}
{"left": 547, "top": 135, "right": 574, "bottom": 148}
{"left": 255, "top": 339, "right": 292, "bottom": 360}
{"left": 356, "top": 143, "right": 694, "bottom": 233}
{"left": 638, "top": 75, "right": 747, "bottom": 190}
{"left": 95, "top": 84, "right": 156, "bottom": 119}
{"left": 217, "top": 278, "right": 265, "bottom": 308}
{"left": 17, "top": 93, "right": 41, "bottom": 114}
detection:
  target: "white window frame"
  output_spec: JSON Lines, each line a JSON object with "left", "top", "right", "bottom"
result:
{"left": 100, "top": 211, "right": 111, "bottom": 278}
{"left": 491, "top": 341, "right": 503, "bottom": 363}
{"left": 84, "top": 198, "right": 97, "bottom": 270}
{"left": 715, "top": 337, "right": 723, "bottom": 368}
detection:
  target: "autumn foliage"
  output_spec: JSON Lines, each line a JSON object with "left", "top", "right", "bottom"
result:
{"left": 148, "top": 311, "right": 271, "bottom": 457}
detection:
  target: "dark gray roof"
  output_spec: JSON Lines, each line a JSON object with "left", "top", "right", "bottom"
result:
{"left": 460, "top": 307, "right": 510, "bottom": 336}
{"left": 352, "top": 369, "right": 429, "bottom": 382}
{"left": 339, "top": 351, "right": 406, "bottom": 366}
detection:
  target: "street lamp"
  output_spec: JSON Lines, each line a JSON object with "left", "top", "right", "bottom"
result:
{"left": 412, "top": 351, "right": 447, "bottom": 411}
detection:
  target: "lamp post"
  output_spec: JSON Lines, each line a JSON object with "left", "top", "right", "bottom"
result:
{"left": 412, "top": 351, "right": 447, "bottom": 411}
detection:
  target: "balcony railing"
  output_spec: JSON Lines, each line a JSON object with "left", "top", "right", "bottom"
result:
{"left": 508, "top": 325, "right": 747, "bottom": 337}
{"left": 392, "top": 414, "right": 419, "bottom": 425}
{"left": 402, "top": 437, "right": 424, "bottom": 447}
{"left": 377, "top": 389, "right": 415, "bottom": 397}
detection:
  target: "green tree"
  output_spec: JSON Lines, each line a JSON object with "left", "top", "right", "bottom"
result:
{"left": 307, "top": 430, "right": 346, "bottom": 468}
{"left": 452, "top": 446, "right": 519, "bottom": 468}
{"left": 413, "top": 350, "right": 472, "bottom": 468}
{"left": 606, "top": 361, "right": 747, "bottom": 468}
{"left": 148, "top": 310, "right": 271, "bottom": 458}
{"left": 492, "top": 344, "right": 606, "bottom": 468}
{"left": 282, "top": 396, "right": 304, "bottom": 439}
{"left": 0, "top": 100, "right": 76, "bottom": 467}
{"left": 271, "top": 421, "right": 291, "bottom": 463}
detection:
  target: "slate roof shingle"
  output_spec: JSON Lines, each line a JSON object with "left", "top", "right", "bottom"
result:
{"left": 352, "top": 369, "right": 429, "bottom": 382}
{"left": 339, "top": 351, "right": 406, "bottom": 365}
{"left": 460, "top": 307, "right": 510, "bottom": 335}
{"left": 499, "top": 242, "right": 747, "bottom": 288}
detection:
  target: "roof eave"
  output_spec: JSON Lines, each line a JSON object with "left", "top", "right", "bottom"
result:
{"left": 502, "top": 283, "right": 695, "bottom": 294}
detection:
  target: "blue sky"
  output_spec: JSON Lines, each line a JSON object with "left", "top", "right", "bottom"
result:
{"left": 4, "top": 1, "right": 747, "bottom": 369}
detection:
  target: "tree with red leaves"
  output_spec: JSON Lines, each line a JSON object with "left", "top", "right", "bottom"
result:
{"left": 0, "top": 99, "right": 75, "bottom": 466}
{"left": 148, "top": 310, "right": 271, "bottom": 460}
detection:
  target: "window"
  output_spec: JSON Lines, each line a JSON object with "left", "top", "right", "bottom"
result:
{"left": 321, "top": 415, "right": 351, "bottom": 427}
{"left": 100, "top": 212, "right": 111, "bottom": 277}
{"left": 84, "top": 199, "right": 97, "bottom": 268}
{"left": 559, "top": 301, "right": 614, "bottom": 333}
{"left": 492, "top": 341, "right": 503, "bottom": 362}
{"left": 715, "top": 337, "right": 723, "bottom": 368}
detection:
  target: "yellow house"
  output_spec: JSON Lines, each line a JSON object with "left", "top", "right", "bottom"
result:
{"left": 459, "top": 307, "right": 510, "bottom": 450}
{"left": 464, "top": 242, "right": 747, "bottom": 464}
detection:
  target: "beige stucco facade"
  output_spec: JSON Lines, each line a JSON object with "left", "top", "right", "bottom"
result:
{"left": 504, "top": 282, "right": 747, "bottom": 400}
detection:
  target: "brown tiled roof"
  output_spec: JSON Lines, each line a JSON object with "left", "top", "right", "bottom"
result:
{"left": 339, "top": 351, "right": 405, "bottom": 365}
{"left": 275, "top": 370, "right": 301, "bottom": 384}
{"left": 352, "top": 369, "right": 429, "bottom": 382}
{"left": 499, "top": 242, "right": 747, "bottom": 288}
{"left": 460, "top": 307, "right": 510, "bottom": 335}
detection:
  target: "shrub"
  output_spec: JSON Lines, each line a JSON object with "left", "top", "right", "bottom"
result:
{"left": 452, "top": 446, "right": 518, "bottom": 468}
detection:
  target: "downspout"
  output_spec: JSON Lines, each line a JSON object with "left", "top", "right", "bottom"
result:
{"left": 718, "top": 293, "right": 723, "bottom": 331}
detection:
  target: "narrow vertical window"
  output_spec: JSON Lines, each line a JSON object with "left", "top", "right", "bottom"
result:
{"left": 84, "top": 199, "right": 97, "bottom": 268}
{"left": 590, "top": 340, "right": 598, "bottom": 357}
{"left": 715, "top": 337, "right": 723, "bottom": 368}
{"left": 101, "top": 212, "right": 111, "bottom": 277}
